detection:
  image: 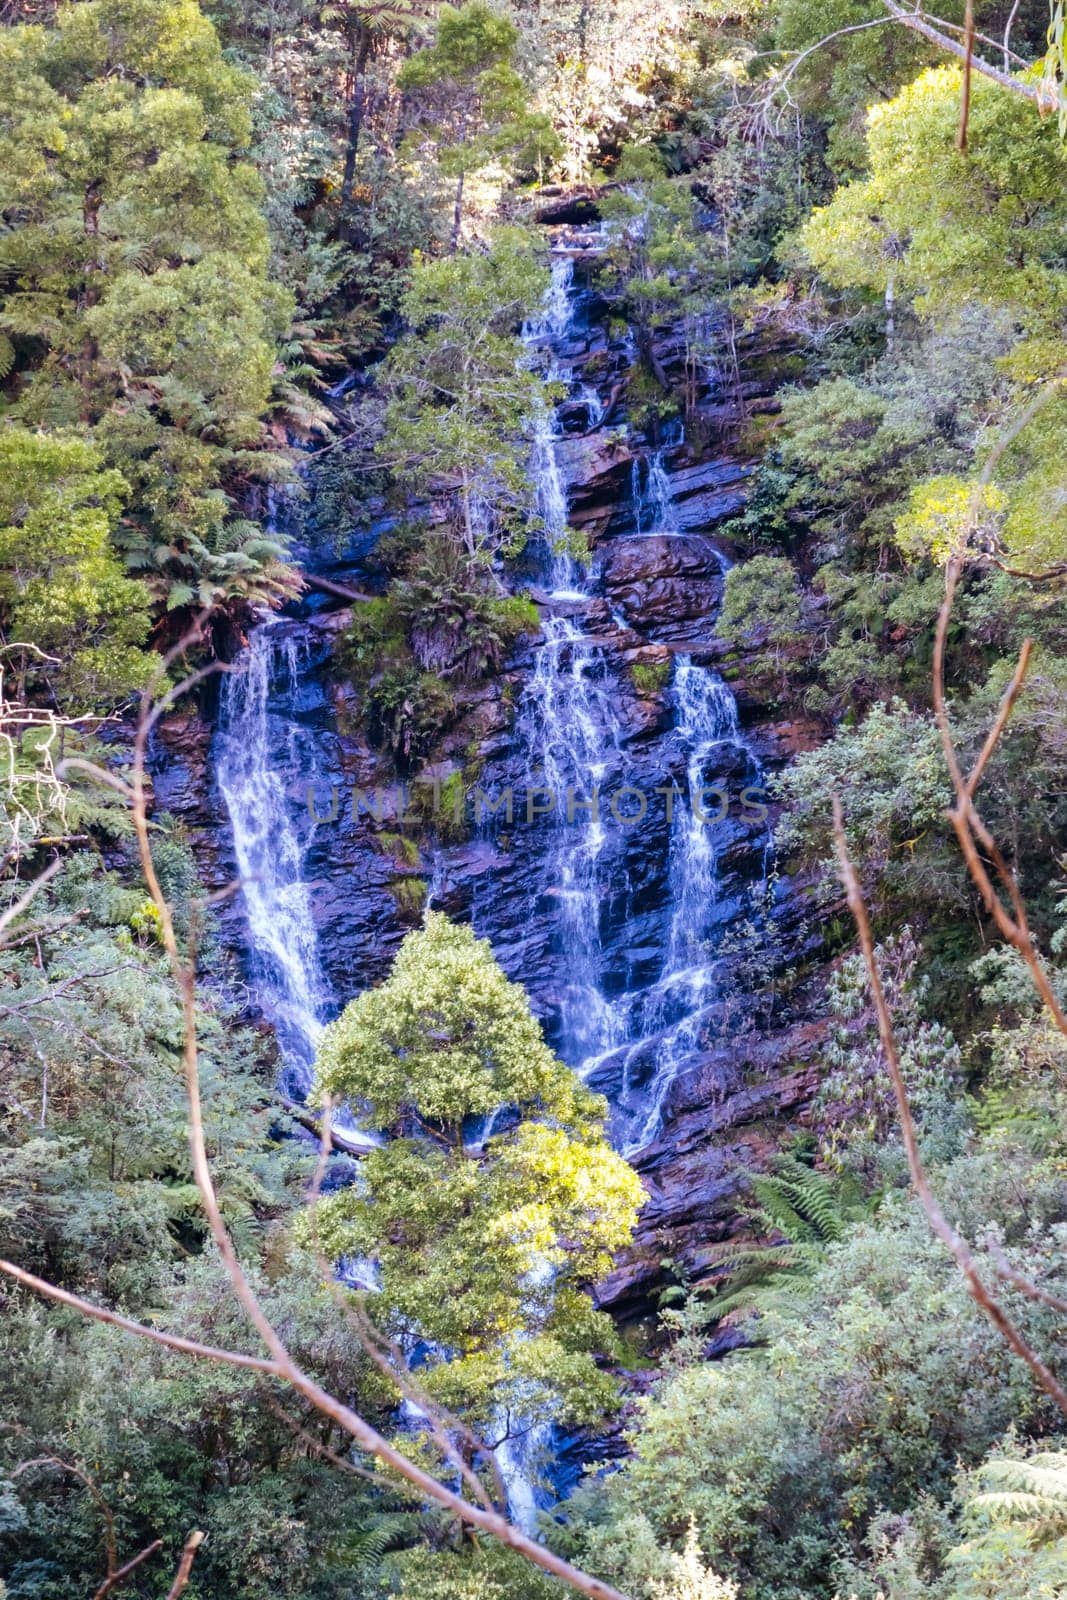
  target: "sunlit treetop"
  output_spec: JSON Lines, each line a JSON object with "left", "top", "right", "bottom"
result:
{"left": 799, "top": 66, "right": 1067, "bottom": 335}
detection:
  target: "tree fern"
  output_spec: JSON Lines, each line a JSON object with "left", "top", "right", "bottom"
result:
{"left": 329, "top": 1509, "right": 418, "bottom": 1576}
{"left": 970, "top": 1452, "right": 1067, "bottom": 1543}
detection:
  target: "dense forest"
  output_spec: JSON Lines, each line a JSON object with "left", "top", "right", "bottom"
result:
{"left": 2, "top": 0, "right": 1067, "bottom": 1596}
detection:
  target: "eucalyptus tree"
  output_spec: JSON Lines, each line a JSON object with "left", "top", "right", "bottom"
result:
{"left": 379, "top": 230, "right": 557, "bottom": 567}
{"left": 397, "top": 1, "right": 558, "bottom": 249}
{"left": 329, "top": 0, "right": 421, "bottom": 208}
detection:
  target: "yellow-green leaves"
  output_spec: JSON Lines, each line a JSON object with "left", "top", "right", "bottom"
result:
{"left": 800, "top": 66, "right": 1067, "bottom": 331}
{"left": 0, "top": 425, "right": 154, "bottom": 707}
{"left": 306, "top": 912, "right": 644, "bottom": 1426}
{"left": 894, "top": 476, "right": 1006, "bottom": 566}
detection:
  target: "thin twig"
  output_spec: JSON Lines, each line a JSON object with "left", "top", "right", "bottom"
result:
{"left": 957, "top": 0, "right": 974, "bottom": 150}
{"left": 265, "top": 1397, "right": 428, "bottom": 1502}
{"left": 930, "top": 378, "right": 1067, "bottom": 1036}
{"left": 832, "top": 796, "right": 1067, "bottom": 1420}
{"left": 987, "top": 1241, "right": 1067, "bottom": 1318}
{"left": 963, "top": 638, "right": 1032, "bottom": 798}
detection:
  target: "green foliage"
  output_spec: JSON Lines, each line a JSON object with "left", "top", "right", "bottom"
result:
{"left": 398, "top": 2, "right": 559, "bottom": 241}
{"left": 305, "top": 913, "right": 643, "bottom": 1427}
{"left": 0, "top": 427, "right": 154, "bottom": 708}
{"left": 716, "top": 554, "right": 807, "bottom": 701}
{"left": 0, "top": 0, "right": 294, "bottom": 610}
{"left": 338, "top": 558, "right": 538, "bottom": 768}
{"left": 774, "top": 698, "right": 956, "bottom": 907}
{"left": 631, "top": 658, "right": 671, "bottom": 696}
{"left": 0, "top": 838, "right": 410, "bottom": 1600}
{"left": 773, "top": 0, "right": 949, "bottom": 173}
{"left": 800, "top": 67, "right": 1067, "bottom": 330}
{"left": 798, "top": 66, "right": 1067, "bottom": 576}
{"left": 556, "top": 1149, "right": 1067, "bottom": 1600}
{"left": 598, "top": 158, "right": 717, "bottom": 402}
{"left": 817, "top": 927, "right": 967, "bottom": 1181}
{"left": 689, "top": 1156, "right": 870, "bottom": 1330}
{"left": 380, "top": 231, "right": 555, "bottom": 564}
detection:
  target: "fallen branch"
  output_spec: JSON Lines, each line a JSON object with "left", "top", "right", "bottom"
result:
{"left": 302, "top": 573, "right": 376, "bottom": 605}
{"left": 276, "top": 1093, "right": 378, "bottom": 1158}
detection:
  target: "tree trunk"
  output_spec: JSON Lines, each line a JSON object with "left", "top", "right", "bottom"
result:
{"left": 450, "top": 169, "right": 465, "bottom": 254}
{"left": 340, "top": 27, "right": 373, "bottom": 209}
{"left": 885, "top": 268, "right": 896, "bottom": 357}
{"left": 459, "top": 462, "right": 476, "bottom": 558}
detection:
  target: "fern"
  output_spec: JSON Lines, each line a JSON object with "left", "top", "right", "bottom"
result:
{"left": 692, "top": 1157, "right": 869, "bottom": 1329}
{"left": 329, "top": 1510, "right": 416, "bottom": 1575}
{"left": 971, "top": 1452, "right": 1067, "bottom": 1542}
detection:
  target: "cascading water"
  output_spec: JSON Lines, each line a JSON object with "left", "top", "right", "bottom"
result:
{"left": 621, "top": 658, "right": 751, "bottom": 1154}
{"left": 474, "top": 247, "right": 771, "bottom": 1522}
{"left": 216, "top": 623, "right": 327, "bottom": 1095}
{"left": 513, "top": 615, "right": 628, "bottom": 1064}
{"left": 632, "top": 420, "right": 684, "bottom": 536}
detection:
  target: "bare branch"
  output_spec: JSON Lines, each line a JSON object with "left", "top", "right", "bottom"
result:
{"left": 164, "top": 1531, "right": 205, "bottom": 1600}
{"left": 832, "top": 795, "right": 1067, "bottom": 1420}
{"left": 94, "top": 1540, "right": 164, "bottom": 1600}
{"left": 13, "top": 1453, "right": 165, "bottom": 1599}
{"left": 0, "top": 1258, "right": 280, "bottom": 1374}
{"left": 0, "top": 859, "right": 62, "bottom": 941}
{"left": 265, "top": 1396, "right": 429, "bottom": 1502}
{"left": 963, "top": 638, "right": 1033, "bottom": 799}
{"left": 880, "top": 0, "right": 1041, "bottom": 103}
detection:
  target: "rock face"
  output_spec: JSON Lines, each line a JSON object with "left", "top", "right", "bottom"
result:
{"left": 152, "top": 236, "right": 826, "bottom": 1318}
{"left": 600, "top": 533, "right": 724, "bottom": 642}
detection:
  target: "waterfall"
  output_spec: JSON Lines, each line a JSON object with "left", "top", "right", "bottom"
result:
{"left": 216, "top": 623, "right": 326, "bottom": 1095}
{"left": 217, "top": 621, "right": 380, "bottom": 1139}
{"left": 622, "top": 659, "right": 747, "bottom": 1154}
{"left": 513, "top": 615, "right": 628, "bottom": 1064}
{"left": 512, "top": 259, "right": 769, "bottom": 1140}
{"left": 206, "top": 231, "right": 771, "bottom": 1530}
{"left": 633, "top": 421, "right": 684, "bottom": 536}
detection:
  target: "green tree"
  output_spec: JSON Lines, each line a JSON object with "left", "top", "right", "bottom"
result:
{"left": 397, "top": 1, "right": 559, "bottom": 249}
{"left": 0, "top": 426, "right": 154, "bottom": 707}
{"left": 331, "top": 1, "right": 419, "bottom": 209}
{"left": 797, "top": 66, "right": 1067, "bottom": 576}
{"left": 715, "top": 554, "right": 807, "bottom": 702}
{"left": 0, "top": 0, "right": 294, "bottom": 610}
{"left": 380, "top": 231, "right": 555, "bottom": 566}
{"left": 305, "top": 912, "right": 644, "bottom": 1429}
{"left": 599, "top": 149, "right": 712, "bottom": 413}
